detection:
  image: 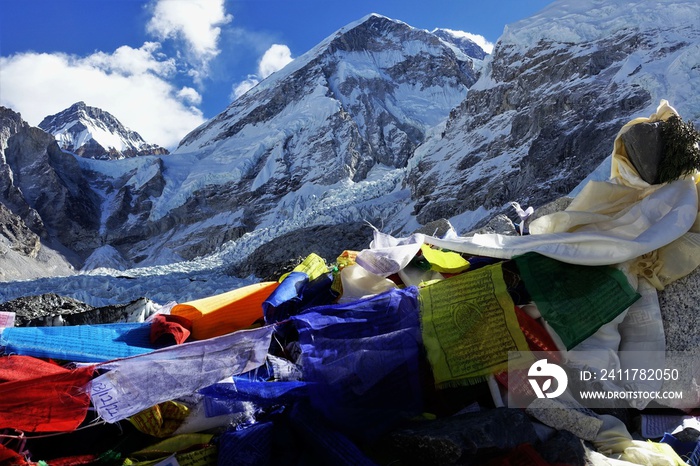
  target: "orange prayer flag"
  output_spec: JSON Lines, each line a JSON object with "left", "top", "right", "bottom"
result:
{"left": 171, "top": 281, "right": 278, "bottom": 340}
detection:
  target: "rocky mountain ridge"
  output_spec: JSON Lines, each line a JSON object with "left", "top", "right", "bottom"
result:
{"left": 1, "top": 2, "right": 700, "bottom": 283}
{"left": 405, "top": 0, "right": 700, "bottom": 228}
{"left": 39, "top": 101, "right": 169, "bottom": 160}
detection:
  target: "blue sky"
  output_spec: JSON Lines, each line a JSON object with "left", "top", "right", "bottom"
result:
{"left": 0, "top": 0, "right": 554, "bottom": 148}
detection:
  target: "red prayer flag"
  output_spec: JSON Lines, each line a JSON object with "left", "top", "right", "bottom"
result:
{"left": 0, "top": 362, "right": 95, "bottom": 432}
{"left": 0, "top": 355, "right": 66, "bottom": 383}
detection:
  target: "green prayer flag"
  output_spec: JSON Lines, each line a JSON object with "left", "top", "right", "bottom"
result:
{"left": 514, "top": 252, "right": 641, "bottom": 350}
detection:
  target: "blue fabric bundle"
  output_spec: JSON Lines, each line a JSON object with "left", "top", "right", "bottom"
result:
{"left": 202, "top": 379, "right": 308, "bottom": 416}
{"left": 218, "top": 421, "right": 273, "bottom": 466}
{"left": 291, "top": 286, "right": 423, "bottom": 439}
{"left": 263, "top": 272, "right": 337, "bottom": 324}
{"left": 0, "top": 322, "right": 154, "bottom": 362}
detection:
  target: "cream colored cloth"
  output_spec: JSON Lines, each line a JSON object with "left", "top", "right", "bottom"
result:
{"left": 595, "top": 415, "right": 686, "bottom": 466}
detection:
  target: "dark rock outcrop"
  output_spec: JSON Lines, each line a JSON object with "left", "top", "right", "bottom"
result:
{"left": 0, "top": 293, "right": 156, "bottom": 326}
{"left": 233, "top": 222, "right": 375, "bottom": 280}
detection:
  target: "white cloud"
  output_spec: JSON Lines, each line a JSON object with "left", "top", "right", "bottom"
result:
{"left": 0, "top": 46, "right": 205, "bottom": 148}
{"left": 258, "top": 44, "right": 293, "bottom": 79}
{"left": 147, "top": 0, "right": 232, "bottom": 71}
{"left": 230, "top": 44, "right": 293, "bottom": 101}
{"left": 84, "top": 42, "right": 175, "bottom": 77}
{"left": 437, "top": 28, "right": 495, "bottom": 54}
{"left": 177, "top": 86, "right": 203, "bottom": 105}
{"left": 230, "top": 77, "right": 259, "bottom": 100}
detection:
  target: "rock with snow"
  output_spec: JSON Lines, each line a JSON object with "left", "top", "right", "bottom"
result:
{"left": 0, "top": 202, "right": 40, "bottom": 257}
{"left": 233, "top": 222, "right": 374, "bottom": 280}
{"left": 0, "top": 107, "right": 90, "bottom": 279}
{"left": 432, "top": 28, "right": 489, "bottom": 60}
{"left": 1, "top": 293, "right": 94, "bottom": 326}
{"left": 0, "top": 293, "right": 157, "bottom": 326}
{"left": 39, "top": 101, "right": 169, "bottom": 160}
{"left": 407, "top": 0, "right": 700, "bottom": 230}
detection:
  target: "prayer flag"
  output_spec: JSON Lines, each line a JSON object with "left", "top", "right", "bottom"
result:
{"left": 89, "top": 326, "right": 273, "bottom": 423}
{"left": 420, "top": 244, "right": 470, "bottom": 273}
{"left": 171, "top": 282, "right": 277, "bottom": 340}
{"left": 514, "top": 252, "right": 640, "bottom": 349}
{"left": 0, "top": 364, "right": 94, "bottom": 432}
{"left": 420, "top": 262, "right": 529, "bottom": 387}
{"left": 0, "top": 323, "right": 154, "bottom": 362}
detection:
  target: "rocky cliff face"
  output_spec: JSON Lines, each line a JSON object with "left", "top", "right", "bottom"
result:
{"left": 405, "top": 1, "right": 700, "bottom": 229}
{"left": 0, "top": 107, "right": 84, "bottom": 279}
{"left": 39, "top": 101, "right": 169, "bottom": 160}
{"left": 4, "top": 114, "right": 101, "bottom": 251}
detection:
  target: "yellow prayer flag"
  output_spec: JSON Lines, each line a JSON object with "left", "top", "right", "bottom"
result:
{"left": 129, "top": 401, "right": 189, "bottom": 438}
{"left": 420, "top": 244, "right": 470, "bottom": 274}
{"left": 279, "top": 253, "right": 329, "bottom": 282}
{"left": 124, "top": 433, "right": 216, "bottom": 466}
{"left": 419, "top": 262, "right": 529, "bottom": 387}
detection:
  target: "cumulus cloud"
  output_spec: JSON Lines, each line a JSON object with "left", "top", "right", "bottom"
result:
{"left": 177, "top": 86, "right": 203, "bottom": 105}
{"left": 147, "top": 0, "right": 232, "bottom": 73}
{"left": 84, "top": 42, "right": 175, "bottom": 76}
{"left": 230, "top": 44, "right": 294, "bottom": 100}
{"left": 258, "top": 44, "right": 293, "bottom": 79}
{"left": 437, "top": 28, "right": 495, "bottom": 54}
{"left": 0, "top": 44, "right": 205, "bottom": 148}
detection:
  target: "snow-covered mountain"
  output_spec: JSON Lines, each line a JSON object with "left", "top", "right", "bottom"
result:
{"left": 1, "top": 1, "right": 700, "bottom": 307}
{"left": 39, "top": 101, "right": 169, "bottom": 160}
{"left": 406, "top": 0, "right": 700, "bottom": 229}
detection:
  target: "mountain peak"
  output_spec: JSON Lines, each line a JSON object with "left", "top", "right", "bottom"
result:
{"left": 431, "top": 28, "right": 489, "bottom": 59}
{"left": 39, "top": 103, "right": 168, "bottom": 160}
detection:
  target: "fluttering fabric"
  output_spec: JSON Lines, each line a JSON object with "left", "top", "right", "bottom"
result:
{"left": 291, "top": 287, "right": 423, "bottom": 438}
{"left": 419, "top": 244, "right": 470, "bottom": 273}
{"left": 262, "top": 271, "right": 337, "bottom": 324}
{"left": 123, "top": 433, "right": 217, "bottom": 465}
{"left": 129, "top": 400, "right": 190, "bottom": 438}
{"left": 513, "top": 252, "right": 640, "bottom": 350}
{"left": 0, "top": 354, "right": 69, "bottom": 382}
{"left": 89, "top": 325, "right": 273, "bottom": 423}
{"left": 201, "top": 379, "right": 308, "bottom": 416}
{"left": 0, "top": 322, "right": 154, "bottom": 362}
{"left": 171, "top": 282, "right": 278, "bottom": 340}
{"left": 0, "top": 360, "right": 94, "bottom": 432}
{"left": 149, "top": 313, "right": 192, "bottom": 346}
{"left": 218, "top": 422, "right": 273, "bottom": 466}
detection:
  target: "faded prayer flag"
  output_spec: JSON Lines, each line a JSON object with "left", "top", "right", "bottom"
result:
{"left": 89, "top": 325, "right": 273, "bottom": 423}
{"left": 514, "top": 252, "right": 640, "bottom": 349}
{"left": 420, "top": 262, "right": 529, "bottom": 387}
{"left": 171, "top": 282, "right": 277, "bottom": 340}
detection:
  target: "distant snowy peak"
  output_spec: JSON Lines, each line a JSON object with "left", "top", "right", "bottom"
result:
{"left": 501, "top": 0, "right": 700, "bottom": 47}
{"left": 39, "top": 102, "right": 169, "bottom": 160}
